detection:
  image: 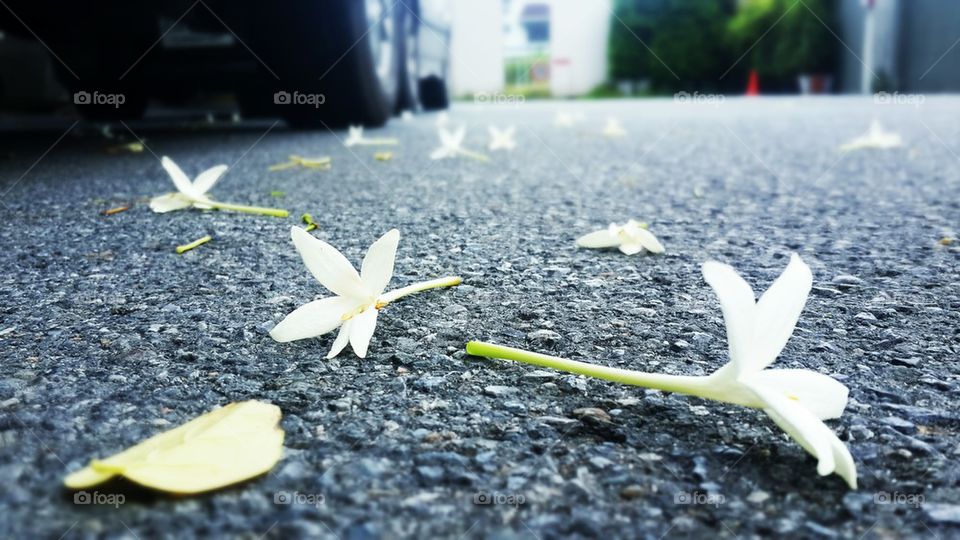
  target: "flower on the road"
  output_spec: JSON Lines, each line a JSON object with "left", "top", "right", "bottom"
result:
{"left": 270, "top": 227, "right": 462, "bottom": 358}
{"left": 401, "top": 110, "right": 414, "bottom": 122}
{"left": 150, "top": 156, "right": 288, "bottom": 217}
{"left": 576, "top": 219, "right": 665, "bottom": 255}
{"left": 64, "top": 400, "right": 284, "bottom": 494}
{"left": 488, "top": 125, "right": 517, "bottom": 151}
{"left": 430, "top": 126, "right": 489, "bottom": 161}
{"left": 603, "top": 117, "right": 627, "bottom": 138}
{"left": 466, "top": 254, "right": 857, "bottom": 488}
{"left": 554, "top": 111, "right": 584, "bottom": 127}
{"left": 840, "top": 120, "right": 902, "bottom": 152}
{"left": 344, "top": 125, "right": 398, "bottom": 147}
{"left": 269, "top": 155, "right": 331, "bottom": 171}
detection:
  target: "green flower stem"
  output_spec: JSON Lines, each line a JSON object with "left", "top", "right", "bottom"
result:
{"left": 207, "top": 201, "right": 289, "bottom": 218}
{"left": 176, "top": 235, "right": 212, "bottom": 254}
{"left": 357, "top": 138, "right": 399, "bottom": 146}
{"left": 378, "top": 276, "right": 463, "bottom": 306}
{"left": 458, "top": 149, "right": 490, "bottom": 162}
{"left": 464, "top": 341, "right": 719, "bottom": 399}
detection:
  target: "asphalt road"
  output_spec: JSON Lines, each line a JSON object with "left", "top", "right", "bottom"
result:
{"left": 1, "top": 98, "right": 959, "bottom": 539}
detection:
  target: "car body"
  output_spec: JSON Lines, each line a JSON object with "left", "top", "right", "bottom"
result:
{"left": 0, "top": 0, "right": 452, "bottom": 127}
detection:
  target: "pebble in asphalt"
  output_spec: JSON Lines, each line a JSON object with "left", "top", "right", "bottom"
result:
{"left": 0, "top": 98, "right": 959, "bottom": 538}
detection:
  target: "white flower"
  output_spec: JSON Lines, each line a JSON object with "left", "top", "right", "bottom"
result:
{"left": 270, "top": 227, "right": 462, "bottom": 358}
{"left": 344, "top": 125, "right": 398, "bottom": 147}
{"left": 576, "top": 220, "right": 665, "bottom": 255}
{"left": 840, "top": 120, "right": 902, "bottom": 151}
{"left": 150, "top": 156, "right": 288, "bottom": 217}
{"left": 603, "top": 117, "right": 627, "bottom": 138}
{"left": 467, "top": 254, "right": 857, "bottom": 488}
{"left": 488, "top": 125, "right": 516, "bottom": 151}
{"left": 554, "top": 111, "right": 581, "bottom": 127}
{"left": 401, "top": 110, "right": 414, "bottom": 122}
{"left": 697, "top": 254, "right": 856, "bottom": 488}
{"left": 149, "top": 156, "right": 226, "bottom": 213}
{"left": 430, "top": 126, "right": 488, "bottom": 161}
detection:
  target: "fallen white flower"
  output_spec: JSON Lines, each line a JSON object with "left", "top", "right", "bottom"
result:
{"left": 430, "top": 126, "right": 488, "bottom": 161}
{"left": 344, "top": 125, "right": 398, "bottom": 148}
{"left": 401, "top": 110, "right": 414, "bottom": 122}
{"left": 150, "top": 156, "right": 288, "bottom": 217}
{"left": 576, "top": 219, "right": 665, "bottom": 255}
{"left": 603, "top": 117, "right": 627, "bottom": 138}
{"left": 467, "top": 253, "right": 857, "bottom": 488}
{"left": 554, "top": 111, "right": 584, "bottom": 127}
{"left": 840, "top": 120, "right": 902, "bottom": 152}
{"left": 488, "top": 125, "right": 517, "bottom": 151}
{"left": 270, "top": 227, "right": 462, "bottom": 358}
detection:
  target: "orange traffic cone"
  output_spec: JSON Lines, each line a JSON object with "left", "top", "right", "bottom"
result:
{"left": 746, "top": 69, "right": 760, "bottom": 96}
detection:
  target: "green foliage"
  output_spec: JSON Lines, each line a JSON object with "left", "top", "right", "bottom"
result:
{"left": 608, "top": 0, "right": 838, "bottom": 93}
{"left": 728, "top": 0, "right": 837, "bottom": 80}
{"left": 609, "top": 0, "right": 737, "bottom": 93}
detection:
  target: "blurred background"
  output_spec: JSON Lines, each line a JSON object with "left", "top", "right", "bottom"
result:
{"left": 451, "top": 0, "right": 960, "bottom": 99}
{"left": 0, "top": 0, "right": 958, "bottom": 128}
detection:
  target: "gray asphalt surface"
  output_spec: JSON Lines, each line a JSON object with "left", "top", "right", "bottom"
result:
{"left": 1, "top": 98, "right": 959, "bottom": 539}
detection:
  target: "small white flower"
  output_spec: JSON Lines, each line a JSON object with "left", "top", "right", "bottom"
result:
{"left": 270, "top": 227, "right": 461, "bottom": 358}
{"left": 344, "top": 125, "right": 398, "bottom": 147}
{"left": 467, "top": 254, "right": 857, "bottom": 488}
{"left": 576, "top": 220, "right": 665, "bottom": 255}
{"left": 150, "top": 156, "right": 288, "bottom": 217}
{"left": 430, "top": 126, "right": 488, "bottom": 161}
{"left": 149, "top": 156, "right": 226, "bottom": 213}
{"left": 698, "top": 254, "right": 856, "bottom": 488}
{"left": 401, "top": 110, "right": 414, "bottom": 122}
{"left": 554, "top": 111, "right": 584, "bottom": 127}
{"left": 840, "top": 120, "right": 902, "bottom": 152}
{"left": 603, "top": 117, "right": 627, "bottom": 138}
{"left": 488, "top": 125, "right": 517, "bottom": 151}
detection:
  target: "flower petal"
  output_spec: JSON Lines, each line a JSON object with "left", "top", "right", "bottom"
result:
{"left": 618, "top": 243, "right": 644, "bottom": 255}
{"left": 743, "top": 378, "right": 857, "bottom": 488}
{"left": 576, "top": 230, "right": 620, "bottom": 249}
{"left": 269, "top": 296, "right": 355, "bottom": 342}
{"left": 149, "top": 193, "right": 192, "bottom": 213}
{"left": 751, "top": 253, "right": 813, "bottom": 371}
{"left": 326, "top": 320, "right": 352, "bottom": 359}
{"left": 290, "top": 227, "right": 369, "bottom": 301}
{"left": 161, "top": 156, "right": 202, "bottom": 199}
{"left": 702, "top": 261, "right": 756, "bottom": 372}
{"left": 742, "top": 369, "right": 849, "bottom": 420}
{"left": 348, "top": 308, "right": 379, "bottom": 358}
{"left": 192, "top": 165, "right": 228, "bottom": 195}
{"left": 632, "top": 227, "right": 665, "bottom": 254}
{"left": 360, "top": 229, "right": 399, "bottom": 296}
{"left": 430, "top": 148, "right": 448, "bottom": 160}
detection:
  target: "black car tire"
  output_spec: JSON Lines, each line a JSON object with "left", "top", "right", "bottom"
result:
{"left": 419, "top": 75, "right": 449, "bottom": 111}
{"left": 247, "top": 0, "right": 402, "bottom": 128}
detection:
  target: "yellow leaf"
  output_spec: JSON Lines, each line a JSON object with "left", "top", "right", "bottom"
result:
{"left": 64, "top": 400, "right": 284, "bottom": 494}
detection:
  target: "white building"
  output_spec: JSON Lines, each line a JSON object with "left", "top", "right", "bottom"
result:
{"left": 452, "top": 0, "right": 612, "bottom": 97}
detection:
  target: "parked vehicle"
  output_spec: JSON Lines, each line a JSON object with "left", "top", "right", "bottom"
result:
{"left": 0, "top": 0, "right": 451, "bottom": 127}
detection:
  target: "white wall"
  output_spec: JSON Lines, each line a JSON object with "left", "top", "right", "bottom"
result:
{"left": 549, "top": 0, "right": 611, "bottom": 96}
{"left": 450, "top": 0, "right": 505, "bottom": 96}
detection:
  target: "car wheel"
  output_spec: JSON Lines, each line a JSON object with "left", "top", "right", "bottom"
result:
{"left": 249, "top": 0, "right": 402, "bottom": 128}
